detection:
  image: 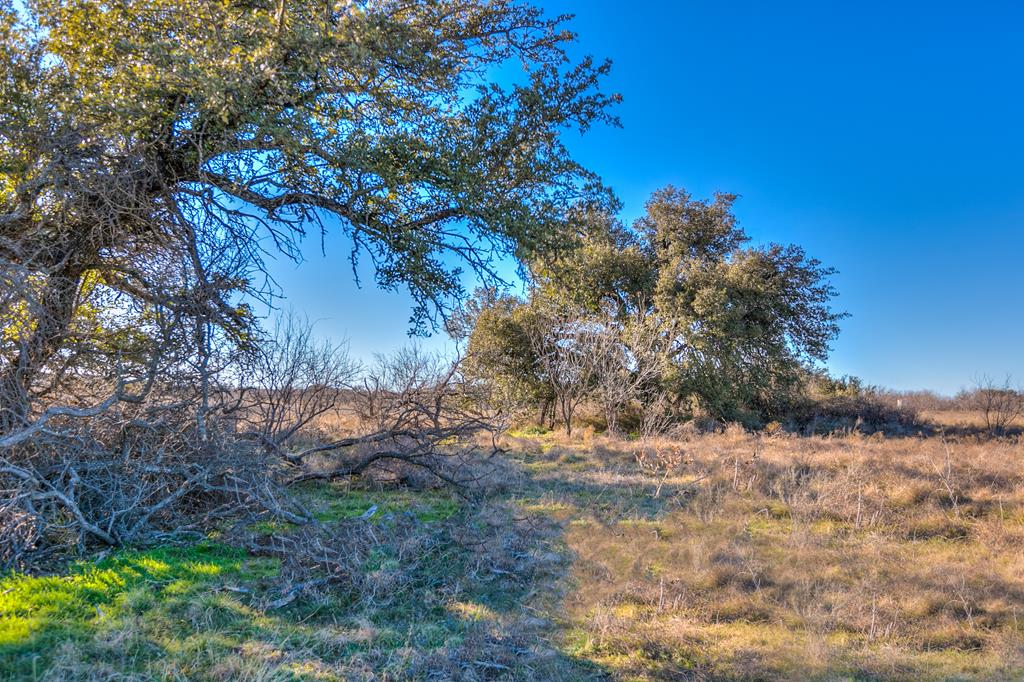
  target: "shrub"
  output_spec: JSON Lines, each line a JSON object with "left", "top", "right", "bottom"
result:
{"left": 788, "top": 373, "right": 921, "bottom": 435}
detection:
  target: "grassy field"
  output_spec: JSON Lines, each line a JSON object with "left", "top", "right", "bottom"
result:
{"left": 920, "top": 409, "right": 1023, "bottom": 433}
{"left": 3, "top": 421, "right": 1024, "bottom": 680}
{"left": 534, "top": 427, "right": 1024, "bottom": 680}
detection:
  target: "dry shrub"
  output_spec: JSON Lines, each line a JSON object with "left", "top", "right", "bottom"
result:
{"left": 0, "top": 404, "right": 296, "bottom": 571}
{"left": 957, "top": 376, "right": 1024, "bottom": 437}
{"left": 793, "top": 392, "right": 921, "bottom": 436}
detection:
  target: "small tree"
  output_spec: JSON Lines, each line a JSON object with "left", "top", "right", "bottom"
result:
{"left": 529, "top": 307, "right": 601, "bottom": 436}
{"left": 457, "top": 290, "right": 554, "bottom": 426}
{"left": 966, "top": 375, "right": 1023, "bottom": 436}
{"left": 590, "top": 313, "right": 631, "bottom": 434}
{"left": 240, "top": 312, "right": 360, "bottom": 455}
{"left": 590, "top": 304, "right": 670, "bottom": 435}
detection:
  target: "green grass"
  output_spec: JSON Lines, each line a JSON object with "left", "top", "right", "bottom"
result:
{"left": 0, "top": 543, "right": 279, "bottom": 679}
{"left": 292, "top": 483, "right": 460, "bottom": 524}
{"left": 0, "top": 482, "right": 570, "bottom": 680}
{"left": 248, "top": 485, "right": 460, "bottom": 535}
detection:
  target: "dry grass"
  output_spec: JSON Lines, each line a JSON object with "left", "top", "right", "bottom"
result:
{"left": 507, "top": 424, "right": 1024, "bottom": 680}
{"left": 925, "top": 409, "right": 1024, "bottom": 432}
{"left": 6, "top": 415, "right": 1024, "bottom": 680}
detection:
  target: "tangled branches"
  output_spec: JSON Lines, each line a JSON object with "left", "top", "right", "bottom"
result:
{"left": 0, "top": 372, "right": 298, "bottom": 570}
{"left": 279, "top": 346, "right": 508, "bottom": 492}
{"left": 0, "top": 316, "right": 507, "bottom": 571}
{"left": 0, "top": 0, "right": 612, "bottom": 572}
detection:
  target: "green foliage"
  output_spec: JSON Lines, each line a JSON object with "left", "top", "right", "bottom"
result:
{"left": 1, "top": 0, "right": 619, "bottom": 334}
{"left": 643, "top": 188, "right": 843, "bottom": 421}
{"left": 531, "top": 206, "right": 654, "bottom": 314}
{"left": 511, "top": 424, "right": 553, "bottom": 437}
{"left": 461, "top": 289, "right": 553, "bottom": 412}
{"left": 470, "top": 185, "right": 845, "bottom": 426}
{"left": 806, "top": 372, "right": 872, "bottom": 400}
{"left": 640, "top": 186, "right": 749, "bottom": 266}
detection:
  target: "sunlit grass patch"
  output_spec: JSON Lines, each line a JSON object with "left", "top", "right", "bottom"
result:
{"left": 521, "top": 458, "right": 563, "bottom": 473}
{"left": 0, "top": 543, "right": 279, "bottom": 678}
{"left": 745, "top": 513, "right": 794, "bottom": 538}
{"left": 562, "top": 621, "right": 707, "bottom": 680}
{"left": 0, "top": 490, "right": 505, "bottom": 679}
{"left": 519, "top": 499, "right": 579, "bottom": 522}
{"left": 508, "top": 425, "right": 553, "bottom": 438}
{"left": 449, "top": 601, "right": 500, "bottom": 622}
{"left": 290, "top": 483, "right": 460, "bottom": 524}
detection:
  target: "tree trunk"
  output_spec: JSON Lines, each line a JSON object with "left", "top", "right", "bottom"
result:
{"left": 0, "top": 263, "right": 84, "bottom": 433}
{"left": 605, "top": 405, "right": 618, "bottom": 436}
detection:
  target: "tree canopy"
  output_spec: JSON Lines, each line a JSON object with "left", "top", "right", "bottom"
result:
{"left": 0, "top": 0, "right": 618, "bottom": 424}
{"left": 464, "top": 186, "right": 844, "bottom": 427}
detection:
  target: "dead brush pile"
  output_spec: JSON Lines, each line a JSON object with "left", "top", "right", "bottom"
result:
{"left": 0, "top": 388, "right": 301, "bottom": 572}
{"left": 0, "top": 318, "right": 508, "bottom": 574}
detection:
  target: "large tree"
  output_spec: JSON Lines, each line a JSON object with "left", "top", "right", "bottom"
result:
{"left": 642, "top": 187, "right": 843, "bottom": 421}
{"left": 0, "top": 0, "right": 618, "bottom": 428}
{"left": 476, "top": 185, "right": 844, "bottom": 426}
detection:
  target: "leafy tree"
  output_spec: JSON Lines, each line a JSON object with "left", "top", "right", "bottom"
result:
{"left": 477, "top": 185, "right": 844, "bottom": 427}
{"left": 455, "top": 289, "right": 553, "bottom": 424}
{"left": 0, "top": 0, "right": 618, "bottom": 426}
{"left": 645, "top": 189, "right": 843, "bottom": 421}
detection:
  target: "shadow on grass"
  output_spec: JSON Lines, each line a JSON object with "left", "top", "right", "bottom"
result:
{"left": 0, "top": 481, "right": 612, "bottom": 680}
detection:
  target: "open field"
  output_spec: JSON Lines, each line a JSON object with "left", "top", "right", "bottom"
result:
{"left": 538, "top": 427, "right": 1024, "bottom": 679}
{"left": 922, "top": 409, "right": 1024, "bottom": 433}
{"left": 3, "top": 420, "right": 1024, "bottom": 680}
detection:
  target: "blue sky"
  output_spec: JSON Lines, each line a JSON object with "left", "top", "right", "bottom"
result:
{"left": 268, "top": 0, "right": 1024, "bottom": 395}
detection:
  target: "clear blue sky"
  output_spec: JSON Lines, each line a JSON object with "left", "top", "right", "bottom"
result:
{"left": 268, "top": 0, "right": 1024, "bottom": 395}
